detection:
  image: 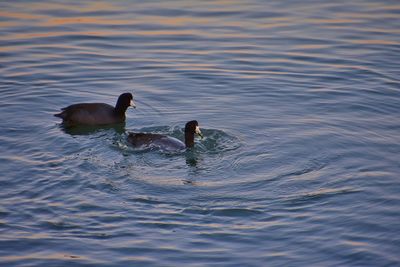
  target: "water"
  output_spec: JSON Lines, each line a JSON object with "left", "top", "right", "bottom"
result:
{"left": 1, "top": 1, "right": 400, "bottom": 266}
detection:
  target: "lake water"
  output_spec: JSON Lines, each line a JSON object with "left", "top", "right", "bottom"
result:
{"left": 1, "top": 1, "right": 399, "bottom": 266}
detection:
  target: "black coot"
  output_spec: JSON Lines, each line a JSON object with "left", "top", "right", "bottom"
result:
{"left": 127, "top": 120, "right": 203, "bottom": 152}
{"left": 54, "top": 93, "right": 135, "bottom": 126}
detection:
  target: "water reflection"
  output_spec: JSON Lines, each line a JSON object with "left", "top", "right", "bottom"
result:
{"left": 59, "top": 122, "right": 126, "bottom": 136}
{"left": 185, "top": 149, "right": 200, "bottom": 167}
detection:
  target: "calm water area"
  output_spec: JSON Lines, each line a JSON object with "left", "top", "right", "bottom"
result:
{"left": 0, "top": 1, "right": 400, "bottom": 266}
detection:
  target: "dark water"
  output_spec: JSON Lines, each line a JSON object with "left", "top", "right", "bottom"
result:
{"left": 1, "top": 1, "right": 400, "bottom": 266}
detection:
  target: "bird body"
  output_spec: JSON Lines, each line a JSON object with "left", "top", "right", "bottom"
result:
{"left": 127, "top": 121, "right": 203, "bottom": 152}
{"left": 54, "top": 93, "right": 134, "bottom": 127}
{"left": 128, "top": 133, "right": 186, "bottom": 151}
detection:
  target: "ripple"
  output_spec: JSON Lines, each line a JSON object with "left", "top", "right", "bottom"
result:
{"left": 182, "top": 207, "right": 263, "bottom": 217}
{"left": 122, "top": 124, "right": 240, "bottom": 151}
{"left": 1, "top": 0, "right": 400, "bottom": 266}
{"left": 282, "top": 187, "right": 362, "bottom": 206}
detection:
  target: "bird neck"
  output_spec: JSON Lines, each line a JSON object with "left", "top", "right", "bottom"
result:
{"left": 114, "top": 101, "right": 128, "bottom": 115}
{"left": 185, "top": 132, "right": 195, "bottom": 148}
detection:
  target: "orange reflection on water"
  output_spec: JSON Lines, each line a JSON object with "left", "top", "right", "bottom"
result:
{"left": 0, "top": 21, "right": 20, "bottom": 27}
{"left": 0, "top": 11, "right": 47, "bottom": 20}
{"left": 304, "top": 18, "right": 361, "bottom": 24}
{"left": 15, "top": 1, "right": 121, "bottom": 13}
{"left": 43, "top": 17, "right": 132, "bottom": 26}
{"left": 349, "top": 39, "right": 399, "bottom": 45}
{"left": 140, "top": 16, "right": 219, "bottom": 26}
{"left": 343, "top": 240, "right": 370, "bottom": 247}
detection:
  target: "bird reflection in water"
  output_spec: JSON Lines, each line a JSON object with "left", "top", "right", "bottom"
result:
{"left": 59, "top": 122, "right": 126, "bottom": 136}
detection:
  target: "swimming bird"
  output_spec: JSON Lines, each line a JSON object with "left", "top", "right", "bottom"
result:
{"left": 54, "top": 93, "right": 135, "bottom": 127}
{"left": 127, "top": 120, "right": 203, "bottom": 151}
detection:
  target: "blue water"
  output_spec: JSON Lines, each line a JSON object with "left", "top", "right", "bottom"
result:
{"left": 1, "top": 1, "right": 400, "bottom": 266}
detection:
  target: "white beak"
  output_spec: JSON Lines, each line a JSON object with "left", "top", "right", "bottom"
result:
{"left": 195, "top": 126, "right": 203, "bottom": 139}
{"left": 130, "top": 99, "right": 136, "bottom": 108}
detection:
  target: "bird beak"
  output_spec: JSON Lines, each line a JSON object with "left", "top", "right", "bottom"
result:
{"left": 130, "top": 99, "right": 136, "bottom": 108}
{"left": 195, "top": 126, "right": 203, "bottom": 139}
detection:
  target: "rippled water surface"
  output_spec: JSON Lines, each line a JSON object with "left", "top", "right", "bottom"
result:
{"left": 1, "top": 1, "right": 400, "bottom": 266}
